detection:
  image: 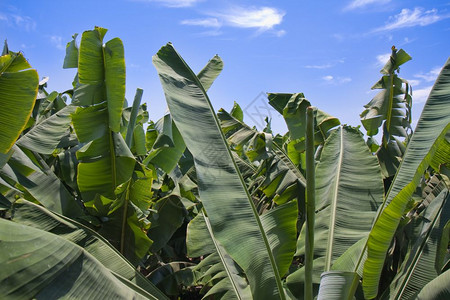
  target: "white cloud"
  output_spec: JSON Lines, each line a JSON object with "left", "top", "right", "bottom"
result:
{"left": 0, "top": 12, "right": 36, "bottom": 31}
{"left": 49, "top": 35, "right": 64, "bottom": 50}
{"left": 413, "top": 86, "right": 432, "bottom": 103}
{"left": 306, "top": 63, "right": 333, "bottom": 69}
{"left": 414, "top": 66, "right": 442, "bottom": 82}
{"left": 180, "top": 6, "right": 286, "bottom": 37}
{"left": 218, "top": 6, "right": 284, "bottom": 30}
{"left": 181, "top": 18, "right": 221, "bottom": 28}
{"left": 275, "top": 29, "right": 286, "bottom": 37}
{"left": 134, "top": 0, "right": 203, "bottom": 8}
{"left": 374, "top": 7, "right": 449, "bottom": 32}
{"left": 345, "top": 0, "right": 391, "bottom": 11}
{"left": 376, "top": 53, "right": 391, "bottom": 66}
{"left": 407, "top": 79, "right": 421, "bottom": 86}
{"left": 323, "top": 75, "right": 352, "bottom": 85}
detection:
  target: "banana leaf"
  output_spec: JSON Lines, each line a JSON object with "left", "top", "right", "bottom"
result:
{"left": 9, "top": 199, "right": 168, "bottom": 299}
{"left": 0, "top": 218, "right": 162, "bottom": 300}
{"left": 382, "top": 189, "right": 450, "bottom": 299}
{"left": 153, "top": 43, "right": 287, "bottom": 299}
{"left": 0, "top": 49, "right": 39, "bottom": 154}
{"left": 363, "top": 56, "right": 450, "bottom": 299}
{"left": 296, "top": 126, "right": 384, "bottom": 271}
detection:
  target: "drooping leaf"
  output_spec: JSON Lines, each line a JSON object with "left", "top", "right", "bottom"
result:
{"left": 0, "top": 218, "right": 161, "bottom": 300}
{"left": 16, "top": 105, "right": 77, "bottom": 154}
{"left": 197, "top": 54, "right": 224, "bottom": 91}
{"left": 10, "top": 199, "right": 168, "bottom": 299}
{"left": 0, "top": 145, "right": 83, "bottom": 217}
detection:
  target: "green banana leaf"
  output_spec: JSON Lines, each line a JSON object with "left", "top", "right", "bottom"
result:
{"left": 360, "top": 48, "right": 412, "bottom": 139}
{"left": 9, "top": 199, "right": 168, "bottom": 299}
{"left": 363, "top": 56, "right": 450, "bottom": 299}
{"left": 197, "top": 54, "right": 224, "bottom": 91}
{"left": 316, "top": 271, "right": 359, "bottom": 300}
{"left": 83, "top": 165, "right": 154, "bottom": 263}
{"left": 63, "top": 33, "right": 78, "bottom": 69}
{"left": 76, "top": 27, "right": 125, "bottom": 132}
{"left": 218, "top": 107, "right": 305, "bottom": 206}
{"left": 0, "top": 218, "right": 161, "bottom": 300}
{"left": 416, "top": 269, "right": 450, "bottom": 300}
{"left": 0, "top": 49, "right": 39, "bottom": 154}
{"left": 382, "top": 189, "right": 450, "bottom": 299}
{"left": 0, "top": 145, "right": 83, "bottom": 217}
{"left": 16, "top": 105, "right": 77, "bottom": 154}
{"left": 125, "top": 88, "right": 144, "bottom": 148}
{"left": 144, "top": 114, "right": 186, "bottom": 173}
{"left": 72, "top": 103, "right": 135, "bottom": 201}
{"left": 296, "top": 126, "right": 384, "bottom": 271}
{"left": 186, "top": 200, "right": 297, "bottom": 299}
{"left": 153, "top": 43, "right": 287, "bottom": 299}
{"left": 268, "top": 93, "right": 340, "bottom": 151}
{"left": 144, "top": 55, "right": 223, "bottom": 173}
{"left": 187, "top": 212, "right": 251, "bottom": 299}
{"left": 147, "top": 194, "right": 187, "bottom": 252}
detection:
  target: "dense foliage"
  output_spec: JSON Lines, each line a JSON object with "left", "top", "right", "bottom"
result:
{"left": 1, "top": 27, "right": 449, "bottom": 299}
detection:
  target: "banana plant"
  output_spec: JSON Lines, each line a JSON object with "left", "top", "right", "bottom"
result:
{"left": 153, "top": 43, "right": 297, "bottom": 299}
{"left": 362, "top": 57, "right": 450, "bottom": 299}
{"left": 360, "top": 46, "right": 412, "bottom": 178}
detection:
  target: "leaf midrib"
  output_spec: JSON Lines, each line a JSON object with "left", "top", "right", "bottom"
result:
{"left": 325, "top": 126, "right": 344, "bottom": 271}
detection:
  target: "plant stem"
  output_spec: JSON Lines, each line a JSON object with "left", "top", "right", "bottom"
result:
{"left": 120, "top": 180, "right": 131, "bottom": 255}
{"left": 384, "top": 46, "right": 397, "bottom": 146}
{"left": 304, "top": 106, "right": 316, "bottom": 300}
{"left": 125, "top": 88, "right": 143, "bottom": 148}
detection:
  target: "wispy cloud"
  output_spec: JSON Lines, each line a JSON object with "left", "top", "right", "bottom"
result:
{"left": 408, "top": 79, "right": 421, "bottom": 86}
{"left": 374, "top": 7, "right": 449, "bottom": 32}
{"left": 376, "top": 53, "right": 391, "bottom": 66}
{"left": 181, "top": 18, "right": 221, "bottom": 28}
{"left": 322, "top": 75, "right": 352, "bottom": 85}
{"left": 218, "top": 6, "right": 284, "bottom": 30}
{"left": 345, "top": 0, "right": 391, "bottom": 11}
{"left": 413, "top": 86, "right": 432, "bottom": 103}
{"left": 414, "top": 66, "right": 442, "bottom": 82}
{"left": 180, "top": 6, "right": 285, "bottom": 36}
{"left": 49, "top": 35, "right": 64, "bottom": 50}
{"left": 133, "top": 0, "right": 203, "bottom": 8}
{"left": 0, "top": 12, "right": 36, "bottom": 31}
{"left": 305, "top": 59, "right": 345, "bottom": 69}
{"left": 305, "top": 63, "right": 333, "bottom": 69}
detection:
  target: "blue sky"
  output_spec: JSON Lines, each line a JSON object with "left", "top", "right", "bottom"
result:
{"left": 1, "top": 0, "right": 449, "bottom": 135}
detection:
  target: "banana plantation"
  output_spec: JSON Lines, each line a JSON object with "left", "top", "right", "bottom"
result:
{"left": 1, "top": 27, "right": 449, "bottom": 299}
